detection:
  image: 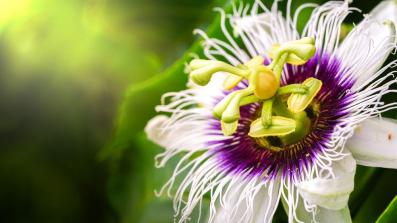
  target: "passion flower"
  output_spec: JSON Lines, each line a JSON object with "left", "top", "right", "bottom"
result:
{"left": 145, "top": 1, "right": 397, "bottom": 222}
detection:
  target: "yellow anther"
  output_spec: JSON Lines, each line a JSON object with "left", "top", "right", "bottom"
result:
{"left": 223, "top": 74, "right": 243, "bottom": 90}
{"left": 221, "top": 120, "right": 238, "bottom": 136}
{"left": 287, "top": 78, "right": 322, "bottom": 113}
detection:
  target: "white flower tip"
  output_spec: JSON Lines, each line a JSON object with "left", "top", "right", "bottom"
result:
{"left": 382, "top": 19, "right": 396, "bottom": 33}
{"left": 192, "top": 28, "right": 204, "bottom": 36}
{"left": 371, "top": 0, "right": 397, "bottom": 26}
{"left": 144, "top": 115, "right": 169, "bottom": 146}
{"left": 213, "top": 7, "right": 224, "bottom": 14}
{"left": 382, "top": 19, "right": 397, "bottom": 43}
{"left": 383, "top": 19, "right": 394, "bottom": 26}
{"left": 154, "top": 105, "right": 162, "bottom": 112}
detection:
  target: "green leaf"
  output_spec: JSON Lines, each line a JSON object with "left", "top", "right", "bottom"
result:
{"left": 353, "top": 169, "right": 397, "bottom": 223}
{"left": 107, "top": 132, "right": 181, "bottom": 223}
{"left": 376, "top": 196, "right": 397, "bottom": 223}
{"left": 100, "top": 0, "right": 239, "bottom": 159}
{"left": 103, "top": 1, "right": 243, "bottom": 222}
{"left": 349, "top": 166, "right": 382, "bottom": 217}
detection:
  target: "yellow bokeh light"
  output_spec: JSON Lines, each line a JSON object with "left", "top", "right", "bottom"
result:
{"left": 0, "top": 0, "right": 31, "bottom": 27}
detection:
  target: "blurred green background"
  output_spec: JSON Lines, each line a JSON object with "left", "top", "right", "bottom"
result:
{"left": 1, "top": 0, "right": 396, "bottom": 223}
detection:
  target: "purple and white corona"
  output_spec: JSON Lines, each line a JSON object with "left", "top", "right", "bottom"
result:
{"left": 145, "top": 0, "right": 397, "bottom": 222}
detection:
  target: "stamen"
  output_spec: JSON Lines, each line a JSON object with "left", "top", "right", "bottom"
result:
{"left": 249, "top": 116, "right": 296, "bottom": 137}
{"left": 188, "top": 37, "right": 320, "bottom": 138}
{"left": 189, "top": 59, "right": 250, "bottom": 86}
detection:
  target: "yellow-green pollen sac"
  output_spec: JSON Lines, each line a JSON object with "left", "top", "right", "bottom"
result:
{"left": 188, "top": 37, "right": 322, "bottom": 143}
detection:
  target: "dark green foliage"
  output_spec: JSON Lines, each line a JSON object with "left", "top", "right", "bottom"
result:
{"left": 376, "top": 196, "right": 397, "bottom": 223}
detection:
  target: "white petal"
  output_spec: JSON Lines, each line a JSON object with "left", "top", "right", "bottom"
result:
{"left": 145, "top": 114, "right": 208, "bottom": 151}
{"left": 297, "top": 154, "right": 356, "bottom": 210}
{"left": 146, "top": 74, "right": 230, "bottom": 153}
{"left": 337, "top": 5, "right": 396, "bottom": 88}
{"left": 144, "top": 115, "right": 171, "bottom": 148}
{"left": 346, "top": 117, "right": 397, "bottom": 168}
{"left": 214, "top": 178, "right": 281, "bottom": 223}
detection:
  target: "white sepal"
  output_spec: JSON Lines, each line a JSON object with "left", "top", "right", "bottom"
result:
{"left": 346, "top": 117, "right": 397, "bottom": 168}
{"left": 297, "top": 154, "right": 356, "bottom": 210}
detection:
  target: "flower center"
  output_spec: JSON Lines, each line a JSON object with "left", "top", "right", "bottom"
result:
{"left": 254, "top": 100, "right": 320, "bottom": 151}
{"left": 188, "top": 37, "right": 324, "bottom": 152}
{"left": 208, "top": 52, "right": 354, "bottom": 179}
